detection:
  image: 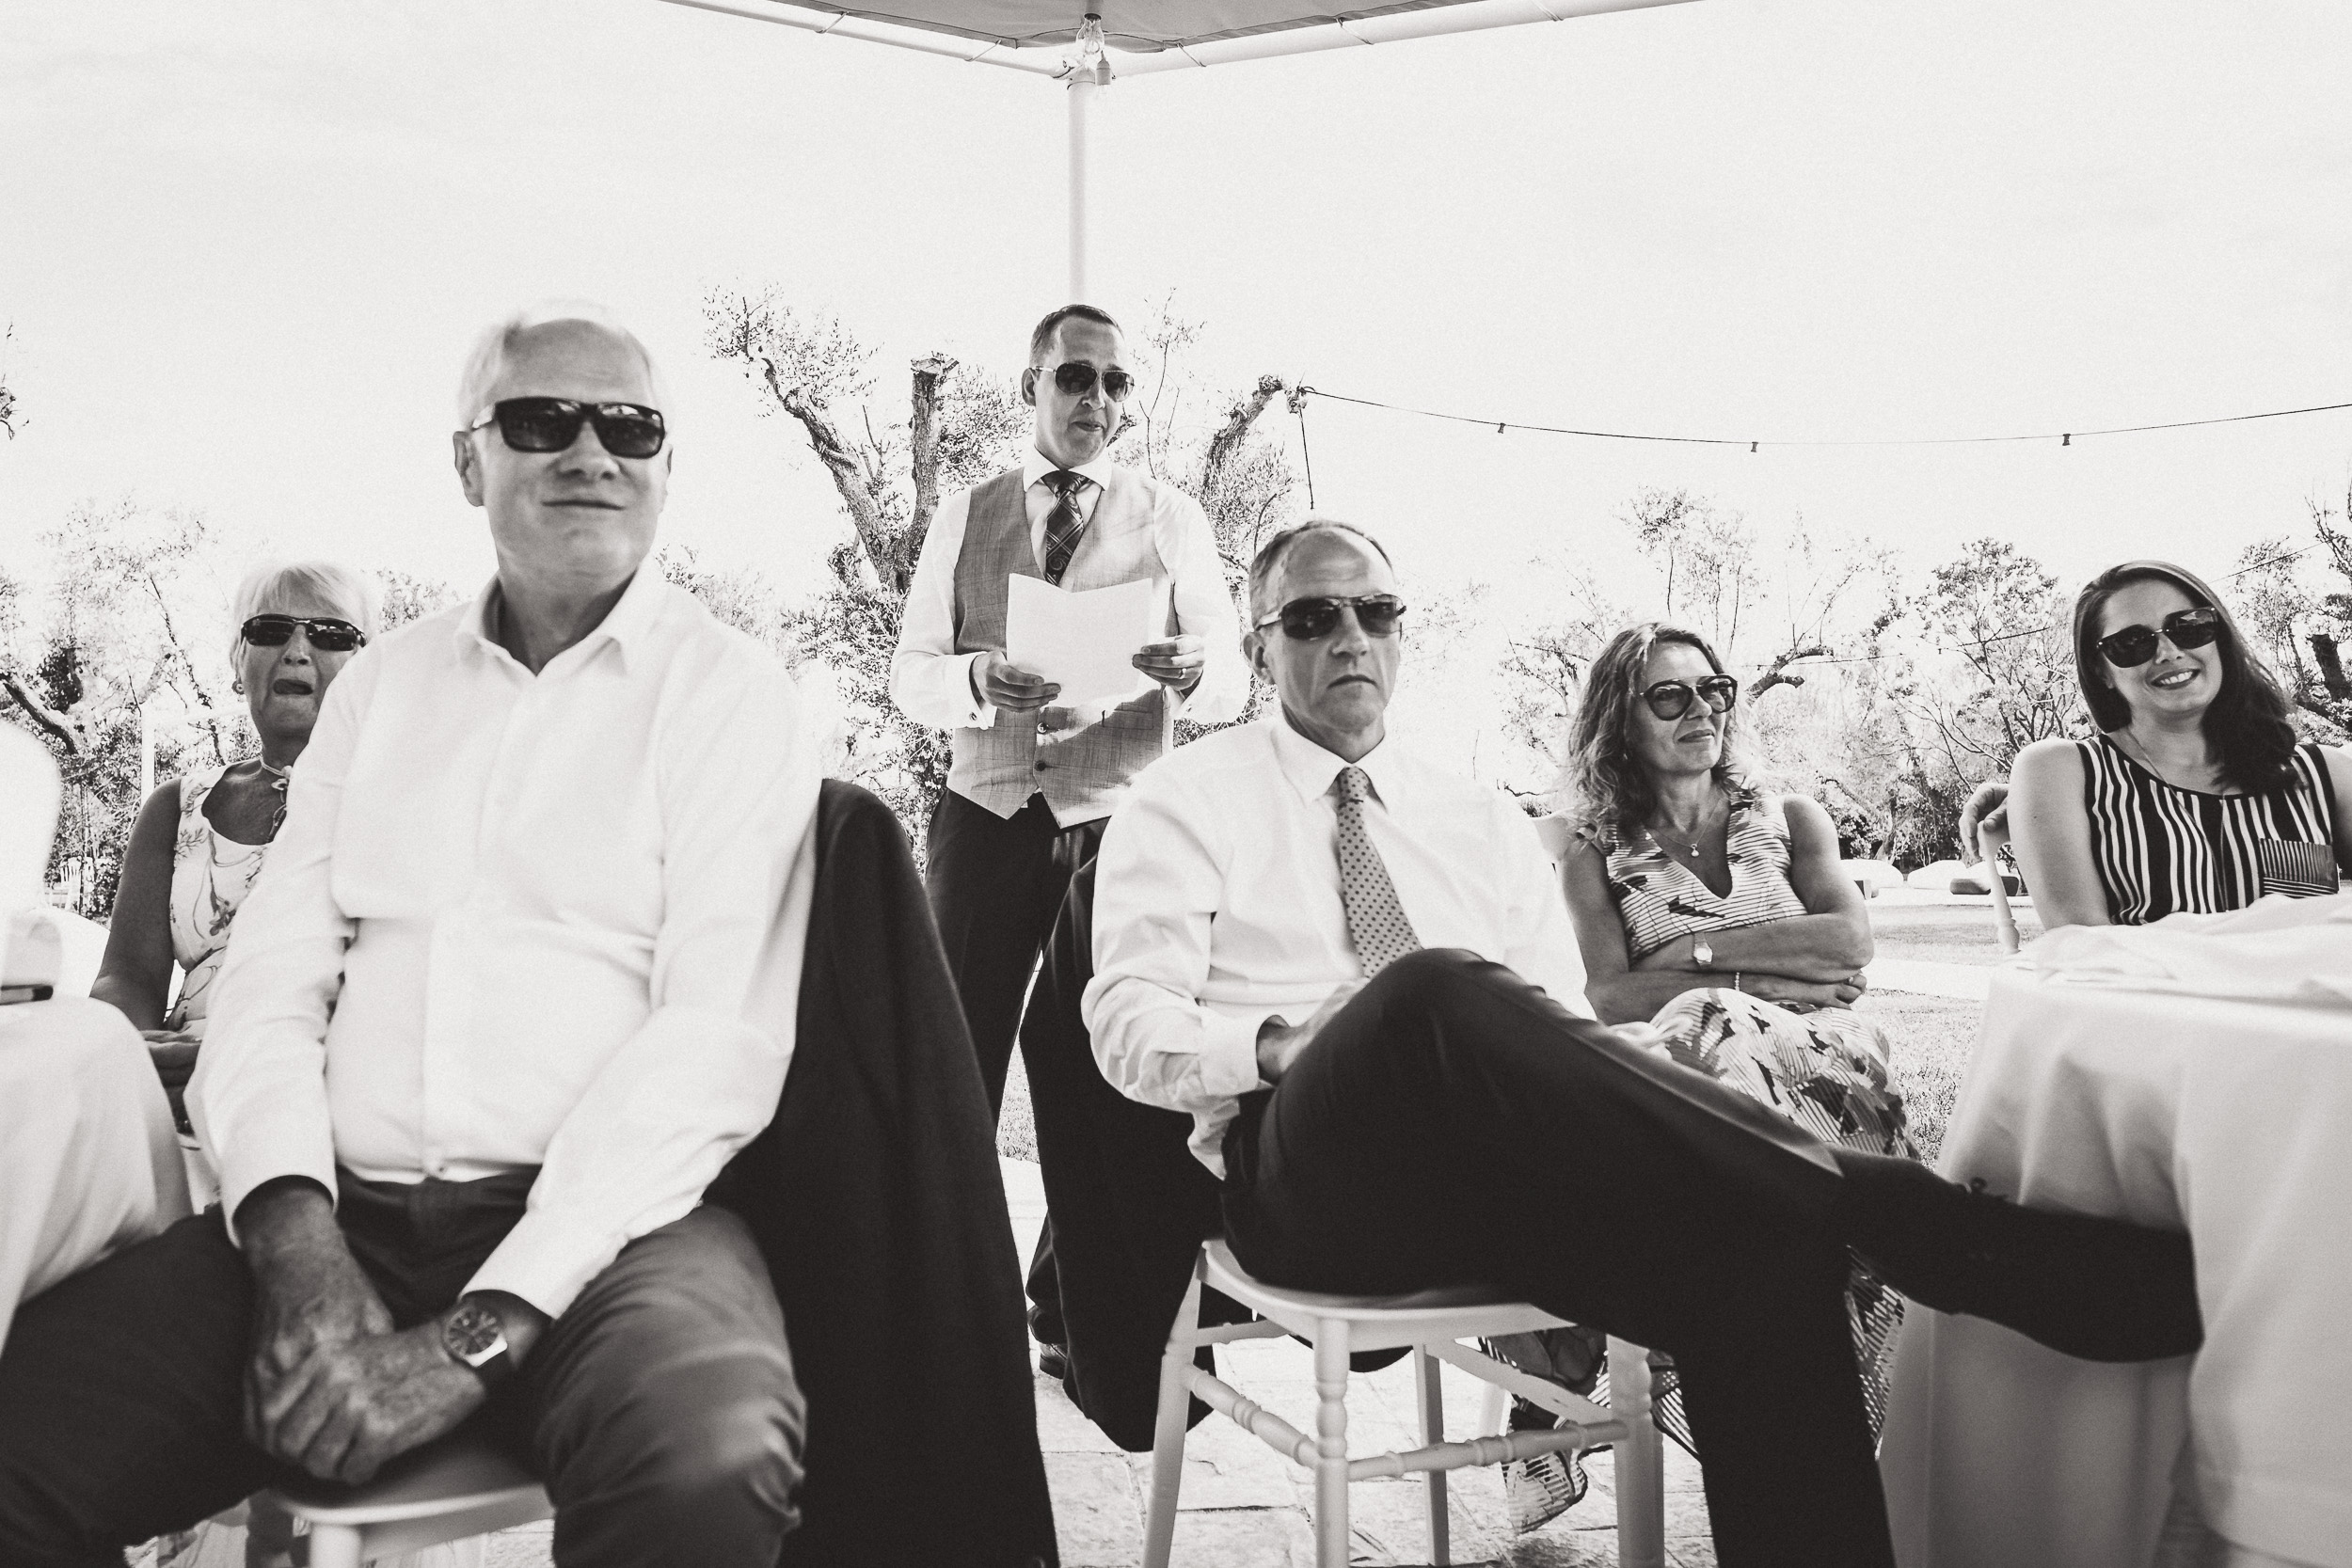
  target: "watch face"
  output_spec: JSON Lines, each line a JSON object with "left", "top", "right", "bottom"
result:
{"left": 445, "top": 1302, "right": 503, "bottom": 1360}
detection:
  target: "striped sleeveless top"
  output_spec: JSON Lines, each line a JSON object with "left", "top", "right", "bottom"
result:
{"left": 1585, "top": 789, "right": 1812, "bottom": 960}
{"left": 2078, "top": 735, "right": 2340, "bottom": 925}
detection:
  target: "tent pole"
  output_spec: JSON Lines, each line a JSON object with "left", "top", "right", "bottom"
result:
{"left": 1066, "top": 71, "right": 1095, "bottom": 301}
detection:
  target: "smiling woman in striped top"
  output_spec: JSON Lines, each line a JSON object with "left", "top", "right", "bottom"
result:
{"left": 2008, "top": 560, "right": 2351, "bottom": 929}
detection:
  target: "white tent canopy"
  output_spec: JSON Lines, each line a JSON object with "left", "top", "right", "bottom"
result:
{"left": 656, "top": 0, "right": 1696, "bottom": 292}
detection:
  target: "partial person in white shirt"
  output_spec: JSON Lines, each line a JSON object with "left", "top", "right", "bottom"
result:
{"left": 890, "top": 302, "right": 1244, "bottom": 1370}
{"left": 1083, "top": 519, "right": 2207, "bottom": 1568}
{"left": 0, "top": 303, "right": 820, "bottom": 1568}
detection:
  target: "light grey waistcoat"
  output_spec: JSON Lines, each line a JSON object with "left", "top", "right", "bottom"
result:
{"left": 948, "top": 465, "right": 1181, "bottom": 823}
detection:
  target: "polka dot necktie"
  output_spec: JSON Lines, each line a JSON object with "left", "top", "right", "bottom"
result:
{"left": 1041, "top": 469, "right": 1090, "bottom": 585}
{"left": 1333, "top": 766, "right": 1422, "bottom": 976}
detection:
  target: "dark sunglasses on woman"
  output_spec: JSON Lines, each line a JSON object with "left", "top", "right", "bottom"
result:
{"left": 467, "top": 397, "right": 668, "bottom": 460}
{"left": 2097, "top": 605, "right": 2222, "bottom": 668}
{"left": 1641, "top": 674, "right": 1740, "bottom": 721}
{"left": 1038, "top": 361, "right": 1135, "bottom": 403}
{"left": 1254, "top": 594, "right": 1408, "bottom": 641}
{"left": 242, "top": 614, "right": 367, "bottom": 653}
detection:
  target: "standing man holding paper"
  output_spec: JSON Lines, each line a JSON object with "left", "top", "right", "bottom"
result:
{"left": 891, "top": 304, "right": 1247, "bottom": 1367}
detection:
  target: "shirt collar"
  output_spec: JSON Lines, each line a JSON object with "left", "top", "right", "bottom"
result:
{"left": 1023, "top": 445, "right": 1118, "bottom": 493}
{"left": 1266, "top": 714, "right": 1414, "bottom": 813}
{"left": 453, "top": 565, "right": 663, "bottom": 674}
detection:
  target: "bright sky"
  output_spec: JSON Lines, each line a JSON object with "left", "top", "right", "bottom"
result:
{"left": 5, "top": 0, "right": 2348, "bottom": 643}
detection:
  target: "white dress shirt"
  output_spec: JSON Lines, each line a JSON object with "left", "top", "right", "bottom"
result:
{"left": 190, "top": 570, "right": 821, "bottom": 1318}
{"left": 1083, "top": 718, "right": 1593, "bottom": 1176}
{"left": 889, "top": 446, "right": 1248, "bottom": 735}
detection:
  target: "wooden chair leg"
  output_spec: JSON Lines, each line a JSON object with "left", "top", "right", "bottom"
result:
{"left": 1476, "top": 1375, "right": 1510, "bottom": 1438}
{"left": 1609, "top": 1338, "right": 1667, "bottom": 1568}
{"left": 1415, "top": 1346, "right": 1450, "bottom": 1566}
{"left": 1141, "top": 1271, "right": 1204, "bottom": 1568}
{"left": 306, "top": 1522, "right": 365, "bottom": 1568}
{"left": 1313, "top": 1319, "right": 1351, "bottom": 1568}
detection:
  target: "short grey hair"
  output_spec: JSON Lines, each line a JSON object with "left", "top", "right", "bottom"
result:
{"left": 1245, "top": 517, "right": 1395, "bottom": 623}
{"left": 453, "top": 299, "right": 668, "bottom": 428}
{"left": 228, "top": 560, "right": 380, "bottom": 669}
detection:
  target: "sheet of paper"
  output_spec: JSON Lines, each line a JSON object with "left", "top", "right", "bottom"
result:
{"left": 1004, "top": 574, "right": 1160, "bottom": 706}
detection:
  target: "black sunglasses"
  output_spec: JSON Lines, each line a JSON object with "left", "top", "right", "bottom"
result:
{"left": 1641, "top": 674, "right": 1739, "bottom": 721}
{"left": 243, "top": 614, "right": 366, "bottom": 653}
{"left": 1037, "top": 361, "right": 1135, "bottom": 403}
{"left": 1253, "top": 594, "right": 1408, "bottom": 641}
{"left": 2097, "top": 605, "right": 2222, "bottom": 668}
{"left": 467, "top": 397, "right": 667, "bottom": 460}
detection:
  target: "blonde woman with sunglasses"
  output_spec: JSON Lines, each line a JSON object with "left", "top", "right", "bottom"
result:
{"left": 91, "top": 561, "right": 376, "bottom": 1138}
{"left": 2006, "top": 559, "right": 2349, "bottom": 931}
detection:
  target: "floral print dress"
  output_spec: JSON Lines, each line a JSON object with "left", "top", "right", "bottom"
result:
{"left": 164, "top": 765, "right": 270, "bottom": 1039}
{"left": 1577, "top": 792, "right": 1915, "bottom": 1446}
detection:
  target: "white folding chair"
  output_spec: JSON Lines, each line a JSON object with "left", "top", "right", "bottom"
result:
{"left": 1143, "top": 1239, "right": 1667, "bottom": 1568}
{"left": 266, "top": 1433, "right": 549, "bottom": 1568}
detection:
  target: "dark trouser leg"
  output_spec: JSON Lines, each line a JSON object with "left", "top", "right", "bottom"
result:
{"left": 927, "top": 789, "right": 1105, "bottom": 1351}
{"left": 1222, "top": 949, "right": 1891, "bottom": 1568}
{"left": 523, "top": 1204, "right": 803, "bottom": 1568}
{"left": 0, "top": 1213, "right": 278, "bottom": 1565}
{"left": 925, "top": 790, "right": 1072, "bottom": 1115}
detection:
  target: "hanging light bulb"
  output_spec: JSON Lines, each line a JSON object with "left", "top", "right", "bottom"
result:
{"left": 1072, "top": 12, "right": 1110, "bottom": 84}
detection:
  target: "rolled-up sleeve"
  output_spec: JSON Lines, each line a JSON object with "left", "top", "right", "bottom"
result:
{"left": 1160, "top": 493, "right": 1248, "bottom": 726}
{"left": 1082, "top": 772, "right": 1272, "bottom": 1117}
{"left": 191, "top": 657, "right": 372, "bottom": 1240}
{"left": 463, "top": 663, "right": 821, "bottom": 1318}
{"left": 890, "top": 488, "right": 995, "bottom": 733}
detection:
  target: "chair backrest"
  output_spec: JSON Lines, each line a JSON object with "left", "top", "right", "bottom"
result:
{"left": 1980, "top": 820, "right": 2021, "bottom": 955}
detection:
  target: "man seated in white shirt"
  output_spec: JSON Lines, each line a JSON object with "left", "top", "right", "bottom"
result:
{"left": 1083, "top": 518, "right": 2204, "bottom": 1568}
{"left": 0, "top": 304, "right": 820, "bottom": 1567}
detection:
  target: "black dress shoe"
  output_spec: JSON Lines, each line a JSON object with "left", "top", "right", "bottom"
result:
{"left": 1834, "top": 1150, "right": 2202, "bottom": 1363}
{"left": 1035, "top": 1342, "right": 1071, "bottom": 1383}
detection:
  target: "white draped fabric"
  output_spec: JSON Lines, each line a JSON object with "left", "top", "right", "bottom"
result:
{"left": 1881, "top": 895, "right": 2352, "bottom": 1568}
{"left": 0, "top": 996, "right": 191, "bottom": 1348}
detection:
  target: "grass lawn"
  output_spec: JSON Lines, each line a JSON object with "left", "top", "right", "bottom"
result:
{"left": 1866, "top": 901, "right": 2042, "bottom": 965}
{"left": 1866, "top": 990, "right": 1981, "bottom": 1166}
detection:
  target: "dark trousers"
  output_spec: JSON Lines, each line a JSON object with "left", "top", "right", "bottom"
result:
{"left": 927, "top": 787, "right": 1104, "bottom": 1347}
{"left": 0, "top": 1172, "right": 803, "bottom": 1568}
{"left": 1221, "top": 949, "right": 1895, "bottom": 1568}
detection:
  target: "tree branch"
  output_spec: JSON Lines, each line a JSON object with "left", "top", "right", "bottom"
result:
{"left": 1749, "top": 642, "right": 1830, "bottom": 697}
{"left": 1202, "top": 376, "right": 1287, "bottom": 493}
{"left": 904, "top": 353, "right": 957, "bottom": 588}
{"left": 761, "top": 356, "right": 890, "bottom": 592}
{"left": 1, "top": 671, "right": 83, "bottom": 754}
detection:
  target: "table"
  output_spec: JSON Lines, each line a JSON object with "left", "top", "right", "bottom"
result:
{"left": 1880, "top": 968, "right": 2352, "bottom": 1568}
{"left": 0, "top": 994, "right": 191, "bottom": 1346}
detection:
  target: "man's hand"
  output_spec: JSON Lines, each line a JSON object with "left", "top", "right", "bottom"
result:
{"left": 1609, "top": 1022, "right": 1668, "bottom": 1055}
{"left": 1255, "top": 982, "right": 1364, "bottom": 1085}
{"left": 971, "top": 652, "right": 1058, "bottom": 714}
{"left": 258, "top": 1318, "right": 485, "bottom": 1485}
{"left": 1959, "top": 780, "right": 2010, "bottom": 863}
{"left": 1131, "top": 635, "right": 1205, "bottom": 692}
{"left": 237, "top": 1180, "right": 396, "bottom": 1453}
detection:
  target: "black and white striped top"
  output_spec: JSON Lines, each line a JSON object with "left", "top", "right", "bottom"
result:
{"left": 2078, "top": 735, "right": 2341, "bottom": 925}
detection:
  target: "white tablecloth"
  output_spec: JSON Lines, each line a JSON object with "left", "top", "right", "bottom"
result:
{"left": 1880, "top": 965, "right": 2352, "bottom": 1568}
{"left": 0, "top": 995, "right": 191, "bottom": 1347}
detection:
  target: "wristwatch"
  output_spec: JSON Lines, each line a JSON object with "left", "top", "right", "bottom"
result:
{"left": 1692, "top": 937, "right": 1715, "bottom": 970}
{"left": 441, "top": 1297, "right": 514, "bottom": 1388}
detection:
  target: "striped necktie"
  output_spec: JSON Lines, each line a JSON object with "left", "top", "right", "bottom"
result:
{"left": 1041, "top": 469, "right": 1089, "bottom": 585}
{"left": 1333, "top": 767, "right": 1422, "bottom": 976}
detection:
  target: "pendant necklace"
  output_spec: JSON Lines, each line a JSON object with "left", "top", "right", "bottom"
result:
{"left": 255, "top": 756, "right": 292, "bottom": 839}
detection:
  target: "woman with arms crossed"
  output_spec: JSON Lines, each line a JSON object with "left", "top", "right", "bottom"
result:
{"left": 2007, "top": 560, "right": 2348, "bottom": 928}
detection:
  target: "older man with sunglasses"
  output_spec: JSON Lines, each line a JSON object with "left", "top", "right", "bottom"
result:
{"left": 1084, "top": 518, "right": 2208, "bottom": 1568}
{"left": 0, "top": 304, "right": 820, "bottom": 1565}
{"left": 890, "top": 303, "right": 1246, "bottom": 1368}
